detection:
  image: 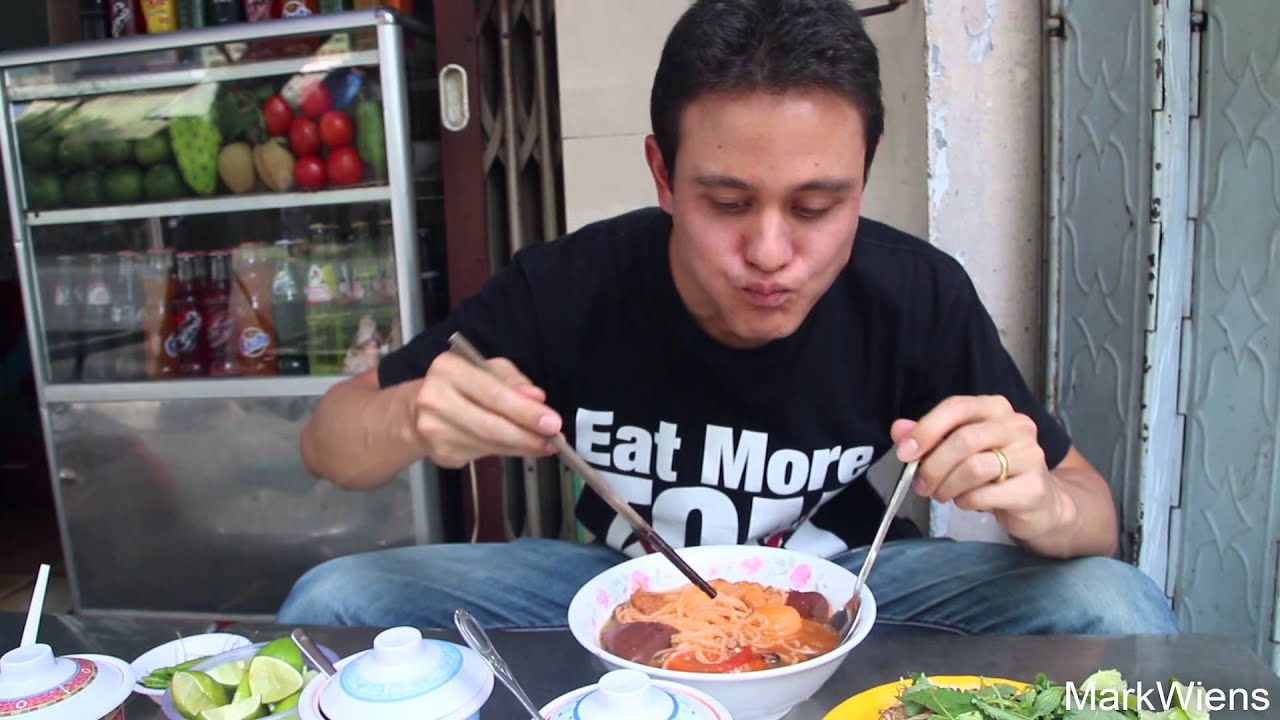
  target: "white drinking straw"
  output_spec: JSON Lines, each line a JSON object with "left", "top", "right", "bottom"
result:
{"left": 20, "top": 564, "right": 51, "bottom": 647}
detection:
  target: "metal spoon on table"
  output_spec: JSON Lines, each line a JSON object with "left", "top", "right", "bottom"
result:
{"left": 828, "top": 458, "right": 918, "bottom": 644}
{"left": 291, "top": 628, "right": 337, "bottom": 677}
{"left": 454, "top": 609, "right": 545, "bottom": 720}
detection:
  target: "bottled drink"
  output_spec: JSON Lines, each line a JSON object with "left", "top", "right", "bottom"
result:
{"left": 374, "top": 217, "right": 399, "bottom": 348}
{"left": 274, "top": 0, "right": 318, "bottom": 17}
{"left": 206, "top": 0, "right": 242, "bottom": 23}
{"left": 49, "top": 255, "right": 80, "bottom": 333}
{"left": 272, "top": 241, "right": 309, "bottom": 375}
{"left": 83, "top": 254, "right": 114, "bottom": 331}
{"left": 242, "top": 0, "right": 272, "bottom": 20}
{"left": 304, "top": 226, "right": 344, "bottom": 374}
{"left": 231, "top": 243, "right": 277, "bottom": 375}
{"left": 110, "top": 251, "right": 143, "bottom": 329}
{"left": 142, "top": 248, "right": 180, "bottom": 379}
{"left": 111, "top": 250, "right": 146, "bottom": 380}
{"left": 169, "top": 252, "right": 209, "bottom": 376}
{"left": 108, "top": 0, "right": 145, "bottom": 36}
{"left": 342, "top": 220, "right": 383, "bottom": 374}
{"left": 203, "top": 250, "right": 238, "bottom": 377}
{"left": 80, "top": 0, "right": 109, "bottom": 40}
{"left": 177, "top": 0, "right": 204, "bottom": 28}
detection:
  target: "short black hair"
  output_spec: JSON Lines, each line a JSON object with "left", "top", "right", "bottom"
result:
{"left": 650, "top": 0, "right": 884, "bottom": 180}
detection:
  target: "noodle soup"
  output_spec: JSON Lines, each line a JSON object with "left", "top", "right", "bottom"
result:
{"left": 600, "top": 579, "right": 841, "bottom": 673}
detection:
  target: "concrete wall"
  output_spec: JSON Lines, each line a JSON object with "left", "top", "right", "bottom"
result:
{"left": 553, "top": 0, "right": 1043, "bottom": 541}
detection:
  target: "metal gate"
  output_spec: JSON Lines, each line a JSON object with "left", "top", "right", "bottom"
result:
{"left": 1046, "top": 0, "right": 1280, "bottom": 668}
{"left": 1171, "top": 0, "right": 1280, "bottom": 668}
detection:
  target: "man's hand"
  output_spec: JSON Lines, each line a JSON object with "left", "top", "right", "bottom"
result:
{"left": 891, "top": 395, "right": 1118, "bottom": 559}
{"left": 412, "top": 352, "right": 561, "bottom": 468}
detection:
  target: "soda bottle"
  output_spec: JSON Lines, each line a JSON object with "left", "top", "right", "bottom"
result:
{"left": 111, "top": 250, "right": 146, "bottom": 380}
{"left": 142, "top": 248, "right": 180, "bottom": 379}
{"left": 108, "top": 0, "right": 145, "bottom": 36}
{"left": 304, "top": 231, "right": 344, "bottom": 374}
{"left": 206, "top": 0, "right": 242, "bottom": 23}
{"left": 272, "top": 241, "right": 309, "bottom": 375}
{"left": 177, "top": 0, "right": 204, "bottom": 28}
{"left": 231, "top": 243, "right": 277, "bottom": 375}
{"left": 49, "top": 255, "right": 80, "bottom": 333}
{"left": 242, "top": 0, "right": 272, "bottom": 20}
{"left": 80, "top": 0, "right": 109, "bottom": 40}
{"left": 374, "top": 217, "right": 399, "bottom": 347}
{"left": 274, "top": 0, "right": 317, "bottom": 17}
{"left": 168, "top": 252, "right": 209, "bottom": 376}
{"left": 203, "top": 250, "right": 238, "bottom": 376}
{"left": 83, "top": 253, "right": 114, "bottom": 331}
{"left": 341, "top": 221, "right": 383, "bottom": 374}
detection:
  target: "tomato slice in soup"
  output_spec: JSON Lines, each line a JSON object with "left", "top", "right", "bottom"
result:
{"left": 665, "top": 646, "right": 762, "bottom": 673}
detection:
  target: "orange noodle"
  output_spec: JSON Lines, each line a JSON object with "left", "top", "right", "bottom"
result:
{"left": 612, "top": 579, "right": 836, "bottom": 669}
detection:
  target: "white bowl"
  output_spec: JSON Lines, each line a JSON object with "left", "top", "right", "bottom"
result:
{"left": 130, "top": 633, "right": 251, "bottom": 700}
{"left": 568, "top": 545, "right": 876, "bottom": 720}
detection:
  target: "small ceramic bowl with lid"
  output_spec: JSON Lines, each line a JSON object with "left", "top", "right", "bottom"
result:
{"left": 0, "top": 643, "right": 134, "bottom": 719}
{"left": 297, "top": 626, "right": 494, "bottom": 720}
{"left": 541, "top": 668, "right": 734, "bottom": 720}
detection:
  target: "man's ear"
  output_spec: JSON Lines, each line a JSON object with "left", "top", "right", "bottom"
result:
{"left": 644, "top": 135, "right": 675, "bottom": 213}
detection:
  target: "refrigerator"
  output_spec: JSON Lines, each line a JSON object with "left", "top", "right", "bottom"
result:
{"left": 0, "top": 10, "right": 444, "bottom": 619}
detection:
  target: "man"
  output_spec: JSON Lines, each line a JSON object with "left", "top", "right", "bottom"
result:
{"left": 279, "top": 0, "right": 1177, "bottom": 636}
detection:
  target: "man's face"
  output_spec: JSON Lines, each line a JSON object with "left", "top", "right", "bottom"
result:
{"left": 646, "top": 88, "right": 868, "bottom": 348}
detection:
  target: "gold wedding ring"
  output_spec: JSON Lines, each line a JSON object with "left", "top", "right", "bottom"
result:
{"left": 991, "top": 448, "right": 1009, "bottom": 483}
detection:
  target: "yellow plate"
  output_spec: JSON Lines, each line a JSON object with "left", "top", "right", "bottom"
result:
{"left": 823, "top": 675, "right": 1031, "bottom": 719}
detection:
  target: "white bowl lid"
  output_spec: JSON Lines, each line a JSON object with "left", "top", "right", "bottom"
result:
{"left": 543, "top": 669, "right": 734, "bottom": 720}
{"left": 0, "top": 644, "right": 133, "bottom": 719}
{"left": 319, "top": 626, "right": 494, "bottom": 720}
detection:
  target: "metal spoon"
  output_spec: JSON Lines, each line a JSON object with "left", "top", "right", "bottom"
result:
{"left": 829, "top": 459, "right": 918, "bottom": 643}
{"left": 291, "top": 628, "right": 337, "bottom": 678}
{"left": 454, "top": 609, "right": 544, "bottom": 720}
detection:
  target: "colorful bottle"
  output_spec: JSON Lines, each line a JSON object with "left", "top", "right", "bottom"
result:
{"left": 203, "top": 250, "right": 238, "bottom": 376}
{"left": 108, "top": 0, "right": 146, "bottom": 36}
{"left": 231, "top": 243, "right": 277, "bottom": 375}
{"left": 142, "top": 248, "right": 180, "bottom": 379}
{"left": 275, "top": 0, "right": 318, "bottom": 17}
{"left": 169, "top": 252, "right": 209, "bottom": 376}
{"left": 141, "top": 0, "right": 178, "bottom": 32}
{"left": 304, "top": 225, "right": 344, "bottom": 374}
{"left": 242, "top": 0, "right": 272, "bottom": 20}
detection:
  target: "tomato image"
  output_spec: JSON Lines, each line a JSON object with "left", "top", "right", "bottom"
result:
{"left": 326, "top": 146, "right": 365, "bottom": 186}
{"left": 262, "top": 95, "right": 293, "bottom": 137}
{"left": 295, "top": 156, "right": 327, "bottom": 190}
{"left": 319, "top": 110, "right": 354, "bottom": 147}
{"left": 289, "top": 116, "right": 321, "bottom": 157}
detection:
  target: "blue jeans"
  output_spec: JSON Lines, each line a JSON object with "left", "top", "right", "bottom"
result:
{"left": 277, "top": 537, "right": 1180, "bottom": 635}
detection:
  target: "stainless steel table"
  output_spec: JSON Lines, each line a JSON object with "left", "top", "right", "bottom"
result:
{"left": 3, "top": 613, "right": 1277, "bottom": 718}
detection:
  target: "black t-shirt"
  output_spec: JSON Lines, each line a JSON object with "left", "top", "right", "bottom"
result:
{"left": 378, "top": 207, "right": 1071, "bottom": 557}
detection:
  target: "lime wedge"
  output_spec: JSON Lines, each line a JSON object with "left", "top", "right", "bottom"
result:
{"left": 198, "top": 694, "right": 267, "bottom": 720}
{"left": 254, "top": 637, "right": 304, "bottom": 673}
{"left": 206, "top": 659, "right": 248, "bottom": 688}
{"left": 171, "top": 671, "right": 230, "bottom": 720}
{"left": 248, "top": 656, "right": 304, "bottom": 704}
{"left": 232, "top": 672, "right": 253, "bottom": 704}
{"left": 272, "top": 689, "right": 301, "bottom": 713}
